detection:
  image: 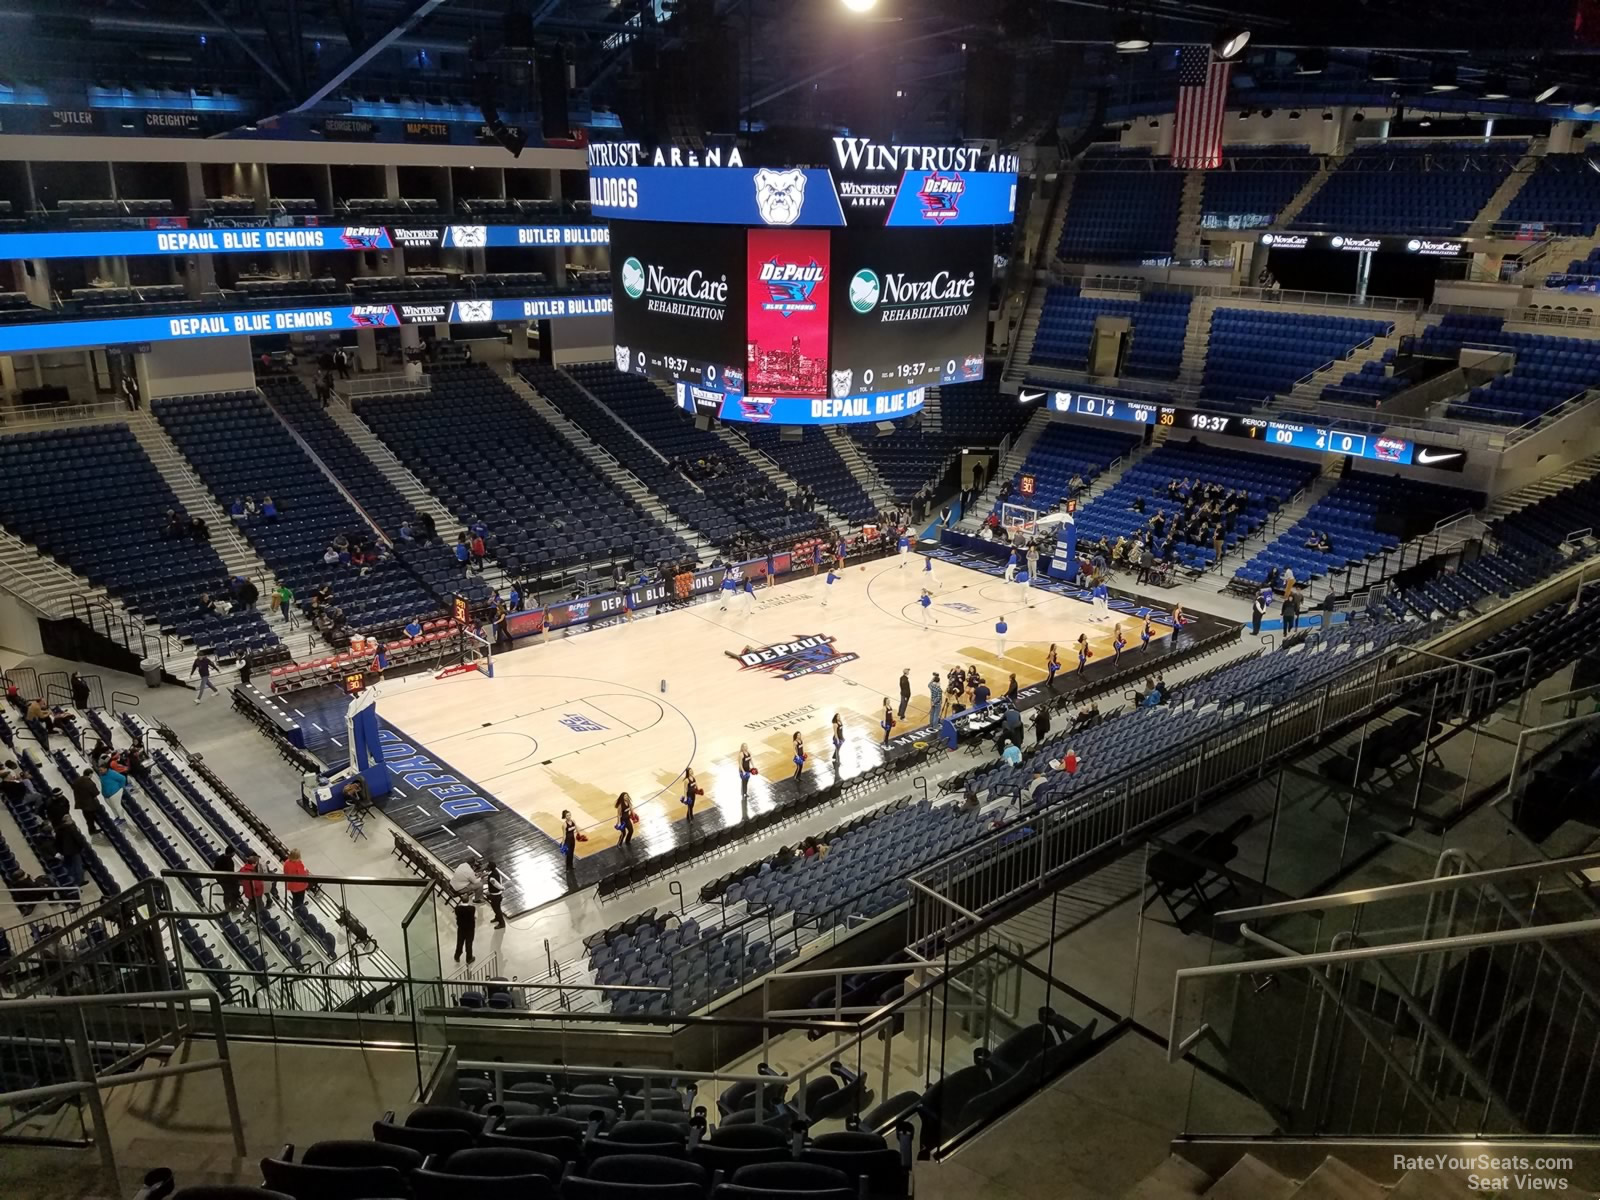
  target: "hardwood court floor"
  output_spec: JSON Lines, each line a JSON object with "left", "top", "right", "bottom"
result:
{"left": 372, "top": 557, "right": 1173, "bottom": 852}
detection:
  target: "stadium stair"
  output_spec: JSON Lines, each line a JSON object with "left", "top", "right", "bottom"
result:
{"left": 501, "top": 366, "right": 718, "bottom": 563}
{"left": 1269, "top": 155, "right": 1339, "bottom": 230}
{"left": 1280, "top": 327, "right": 1410, "bottom": 407}
{"left": 1484, "top": 452, "right": 1600, "bottom": 519}
{"left": 713, "top": 424, "right": 851, "bottom": 532}
{"left": 1122, "top": 1152, "right": 1479, "bottom": 1199}
{"left": 919, "top": 385, "right": 944, "bottom": 432}
{"left": 957, "top": 408, "right": 1052, "bottom": 530}
{"left": 1001, "top": 281, "right": 1047, "bottom": 387}
{"left": 1465, "top": 143, "right": 1544, "bottom": 236}
{"left": 742, "top": 425, "right": 878, "bottom": 523}
{"left": 1173, "top": 168, "right": 1205, "bottom": 258}
{"left": 128, "top": 410, "right": 276, "bottom": 590}
{"left": 1176, "top": 294, "right": 1214, "bottom": 389}
{"left": 823, "top": 425, "right": 895, "bottom": 514}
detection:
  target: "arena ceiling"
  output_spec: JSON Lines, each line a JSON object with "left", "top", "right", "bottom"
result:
{"left": 1, "top": 0, "right": 1599, "bottom": 141}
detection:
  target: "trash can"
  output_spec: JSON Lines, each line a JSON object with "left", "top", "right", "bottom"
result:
{"left": 141, "top": 658, "right": 163, "bottom": 688}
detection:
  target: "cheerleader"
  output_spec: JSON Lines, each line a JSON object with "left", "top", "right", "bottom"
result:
{"left": 823, "top": 564, "right": 840, "bottom": 606}
{"left": 919, "top": 588, "right": 933, "bottom": 626}
{"left": 1076, "top": 634, "right": 1091, "bottom": 677}
{"left": 560, "top": 809, "right": 578, "bottom": 861}
{"left": 737, "top": 743, "right": 756, "bottom": 797}
{"left": 1046, "top": 643, "right": 1061, "bottom": 690}
{"left": 1112, "top": 623, "right": 1127, "bottom": 665}
{"left": 792, "top": 731, "right": 808, "bottom": 776}
{"left": 880, "top": 698, "right": 895, "bottom": 743}
{"left": 832, "top": 712, "right": 846, "bottom": 755}
{"left": 1140, "top": 617, "right": 1154, "bottom": 652}
{"left": 614, "top": 792, "right": 636, "bottom": 848}
{"left": 1171, "top": 602, "right": 1186, "bottom": 629}
{"left": 995, "top": 616, "right": 1008, "bottom": 658}
{"left": 898, "top": 527, "right": 912, "bottom": 567}
{"left": 681, "top": 765, "right": 701, "bottom": 814}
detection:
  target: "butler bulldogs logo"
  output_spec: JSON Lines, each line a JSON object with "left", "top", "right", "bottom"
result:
{"left": 448, "top": 225, "right": 488, "bottom": 248}
{"left": 754, "top": 168, "right": 807, "bottom": 225}
{"left": 831, "top": 369, "right": 853, "bottom": 398}
{"left": 758, "top": 258, "right": 824, "bottom": 316}
{"left": 919, "top": 172, "right": 964, "bottom": 223}
{"left": 455, "top": 299, "right": 494, "bottom": 323}
{"left": 729, "top": 634, "right": 859, "bottom": 681}
{"left": 615, "top": 345, "right": 631, "bottom": 373}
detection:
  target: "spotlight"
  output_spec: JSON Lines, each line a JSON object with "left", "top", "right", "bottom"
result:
{"left": 1260, "top": 108, "right": 1274, "bottom": 118}
{"left": 1368, "top": 55, "right": 1400, "bottom": 82}
{"left": 1352, "top": 111, "right": 1365, "bottom": 122}
{"left": 1576, "top": 102, "right": 1598, "bottom": 115}
{"left": 1295, "top": 49, "right": 1327, "bottom": 76}
{"left": 1288, "top": 110, "right": 1301, "bottom": 120}
{"left": 1237, "top": 109, "right": 1251, "bottom": 120}
{"left": 1322, "top": 111, "right": 1334, "bottom": 121}
{"left": 1419, "top": 117, "right": 1432, "bottom": 127}
{"left": 1114, "top": 18, "right": 1150, "bottom": 52}
{"left": 1481, "top": 73, "right": 1510, "bottom": 101}
{"left": 1536, "top": 83, "right": 1561, "bottom": 103}
{"left": 1148, "top": 118, "right": 1160, "bottom": 128}
{"left": 1430, "top": 62, "right": 1459, "bottom": 92}
{"left": 1212, "top": 26, "right": 1250, "bottom": 61}
{"left": 839, "top": 0, "right": 877, "bottom": 12}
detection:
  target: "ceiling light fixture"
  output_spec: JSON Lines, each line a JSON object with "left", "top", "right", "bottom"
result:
{"left": 1430, "top": 62, "right": 1459, "bottom": 92}
{"left": 1212, "top": 26, "right": 1250, "bottom": 61}
{"left": 1295, "top": 49, "right": 1327, "bottom": 76}
{"left": 1536, "top": 83, "right": 1561, "bottom": 103}
{"left": 1114, "top": 18, "right": 1151, "bottom": 53}
{"left": 1481, "top": 73, "right": 1510, "bottom": 100}
{"left": 839, "top": 0, "right": 878, "bottom": 13}
{"left": 1368, "top": 55, "right": 1400, "bottom": 82}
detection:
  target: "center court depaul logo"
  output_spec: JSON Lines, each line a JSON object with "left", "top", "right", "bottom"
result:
{"left": 727, "top": 634, "right": 859, "bottom": 681}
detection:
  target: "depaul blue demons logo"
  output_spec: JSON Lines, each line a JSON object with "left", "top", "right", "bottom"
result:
{"left": 918, "top": 172, "right": 965, "bottom": 224}
{"left": 758, "top": 258, "right": 824, "bottom": 317}
{"left": 730, "top": 634, "right": 859, "bottom": 681}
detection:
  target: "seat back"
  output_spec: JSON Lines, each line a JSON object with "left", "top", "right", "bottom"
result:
{"left": 560, "top": 1179, "right": 705, "bottom": 1200}
{"left": 372, "top": 1119, "right": 473, "bottom": 1157}
{"left": 587, "top": 1154, "right": 708, "bottom": 1187}
{"left": 259, "top": 1158, "right": 407, "bottom": 1200}
{"left": 442, "top": 1146, "right": 565, "bottom": 1181}
{"left": 299, "top": 1140, "right": 422, "bottom": 1171}
{"left": 732, "top": 1162, "right": 852, "bottom": 1192}
{"left": 413, "top": 1168, "right": 554, "bottom": 1200}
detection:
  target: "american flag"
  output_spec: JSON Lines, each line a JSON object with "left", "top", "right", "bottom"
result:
{"left": 1172, "top": 46, "right": 1231, "bottom": 169}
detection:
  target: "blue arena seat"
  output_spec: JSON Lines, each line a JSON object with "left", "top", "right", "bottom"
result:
{"left": 1030, "top": 286, "right": 1191, "bottom": 380}
{"left": 1056, "top": 147, "right": 1184, "bottom": 263}
{"left": 1201, "top": 308, "right": 1393, "bottom": 410}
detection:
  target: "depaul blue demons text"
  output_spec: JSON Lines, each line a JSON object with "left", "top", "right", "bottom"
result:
{"left": 731, "top": 635, "right": 859, "bottom": 681}
{"left": 376, "top": 728, "right": 497, "bottom": 820}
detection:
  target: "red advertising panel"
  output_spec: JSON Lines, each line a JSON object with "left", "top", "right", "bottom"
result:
{"left": 746, "top": 227, "right": 830, "bottom": 398}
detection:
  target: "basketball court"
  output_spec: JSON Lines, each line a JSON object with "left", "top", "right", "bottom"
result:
{"left": 368, "top": 553, "right": 1182, "bottom": 853}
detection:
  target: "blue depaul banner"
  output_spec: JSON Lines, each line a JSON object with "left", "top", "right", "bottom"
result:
{"left": 0, "top": 226, "right": 394, "bottom": 259}
{"left": 884, "top": 170, "right": 1017, "bottom": 228}
{"left": 0, "top": 294, "right": 615, "bottom": 354}
{"left": 0, "top": 223, "right": 608, "bottom": 260}
{"left": 677, "top": 379, "right": 926, "bottom": 426}
{"left": 589, "top": 166, "right": 847, "bottom": 226}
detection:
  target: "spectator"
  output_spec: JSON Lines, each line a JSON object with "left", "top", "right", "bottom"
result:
{"left": 484, "top": 859, "right": 506, "bottom": 928}
{"left": 469, "top": 531, "right": 487, "bottom": 572}
{"left": 398, "top": 519, "right": 414, "bottom": 542}
{"left": 468, "top": 514, "right": 489, "bottom": 542}
{"left": 212, "top": 847, "right": 239, "bottom": 909}
{"left": 70, "top": 672, "right": 90, "bottom": 710}
{"left": 162, "top": 509, "right": 185, "bottom": 539}
{"left": 261, "top": 495, "right": 278, "bottom": 521}
{"left": 1002, "top": 703, "right": 1023, "bottom": 746}
{"left": 1000, "top": 740, "right": 1022, "bottom": 766}
{"left": 0, "top": 760, "right": 32, "bottom": 804}
{"left": 454, "top": 533, "right": 471, "bottom": 575}
{"left": 190, "top": 653, "right": 219, "bottom": 704}
{"left": 282, "top": 849, "right": 310, "bottom": 913}
{"left": 239, "top": 853, "right": 266, "bottom": 916}
{"left": 25, "top": 697, "right": 50, "bottom": 744}
{"left": 53, "top": 818, "right": 87, "bottom": 897}
{"left": 244, "top": 496, "right": 260, "bottom": 518}
{"left": 188, "top": 515, "right": 210, "bottom": 542}
{"left": 275, "top": 582, "right": 295, "bottom": 624}
{"left": 71, "top": 767, "right": 105, "bottom": 835}
{"left": 1060, "top": 747, "right": 1081, "bottom": 775}
{"left": 41, "top": 786, "right": 70, "bottom": 827}
{"left": 403, "top": 616, "right": 423, "bottom": 640}
{"left": 229, "top": 497, "right": 246, "bottom": 522}
{"left": 1033, "top": 702, "right": 1052, "bottom": 747}
{"left": 97, "top": 761, "right": 128, "bottom": 822}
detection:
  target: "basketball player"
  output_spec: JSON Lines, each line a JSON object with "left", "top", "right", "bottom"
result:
{"left": 995, "top": 616, "right": 1008, "bottom": 659}
{"left": 741, "top": 573, "right": 758, "bottom": 611}
{"left": 1113, "top": 623, "right": 1127, "bottom": 666}
{"left": 1003, "top": 548, "right": 1018, "bottom": 585}
{"left": 823, "top": 564, "right": 840, "bottom": 606}
{"left": 898, "top": 527, "right": 912, "bottom": 567}
{"left": 1091, "top": 580, "right": 1111, "bottom": 621}
{"left": 923, "top": 550, "right": 935, "bottom": 584}
{"left": 1046, "top": 643, "right": 1060, "bottom": 690}
{"left": 919, "top": 588, "right": 933, "bottom": 627}
{"left": 614, "top": 792, "right": 635, "bottom": 848}
{"left": 738, "top": 743, "right": 756, "bottom": 797}
{"left": 682, "top": 766, "right": 700, "bottom": 815}
{"left": 1140, "top": 617, "right": 1154, "bottom": 653}
{"left": 832, "top": 712, "right": 846, "bottom": 755}
{"left": 718, "top": 567, "right": 740, "bottom": 612}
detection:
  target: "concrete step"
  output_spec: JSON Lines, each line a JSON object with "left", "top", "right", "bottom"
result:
{"left": 715, "top": 426, "right": 849, "bottom": 533}
{"left": 1285, "top": 1158, "right": 1385, "bottom": 1200}
{"left": 1202, "top": 1155, "right": 1297, "bottom": 1200}
{"left": 825, "top": 425, "right": 894, "bottom": 507}
{"left": 1122, "top": 1155, "right": 1211, "bottom": 1200}
{"left": 1274, "top": 157, "right": 1339, "bottom": 229}
{"left": 1467, "top": 153, "right": 1541, "bottom": 237}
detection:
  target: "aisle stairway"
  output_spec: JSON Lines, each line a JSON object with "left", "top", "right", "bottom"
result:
{"left": 825, "top": 425, "right": 895, "bottom": 514}
{"left": 1466, "top": 145, "right": 1544, "bottom": 237}
{"left": 1124, "top": 1153, "right": 1479, "bottom": 1199}
{"left": 1271, "top": 157, "right": 1339, "bottom": 230}
{"left": 713, "top": 424, "right": 850, "bottom": 533}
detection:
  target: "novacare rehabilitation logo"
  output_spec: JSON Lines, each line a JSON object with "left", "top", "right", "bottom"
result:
{"left": 621, "top": 256, "right": 645, "bottom": 299}
{"left": 849, "top": 268, "right": 880, "bottom": 313}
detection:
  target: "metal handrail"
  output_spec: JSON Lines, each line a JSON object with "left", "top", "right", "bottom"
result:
{"left": 1167, "top": 917, "right": 1600, "bottom": 1064}
{"left": 1211, "top": 850, "right": 1600, "bottom": 924}
{"left": 0, "top": 988, "right": 245, "bottom": 1175}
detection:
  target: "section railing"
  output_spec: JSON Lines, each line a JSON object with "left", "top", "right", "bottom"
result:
{"left": 1169, "top": 851, "right": 1600, "bottom": 1139}
{"left": 341, "top": 371, "right": 432, "bottom": 398}
{"left": 1077, "top": 274, "right": 1426, "bottom": 316}
{"left": 0, "top": 988, "right": 246, "bottom": 1176}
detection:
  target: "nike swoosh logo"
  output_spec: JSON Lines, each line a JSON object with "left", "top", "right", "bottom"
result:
{"left": 1019, "top": 390, "right": 1043, "bottom": 403}
{"left": 1416, "top": 449, "right": 1463, "bottom": 465}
